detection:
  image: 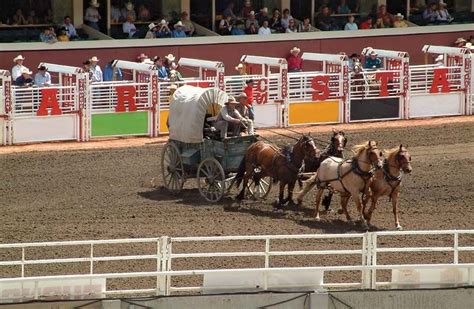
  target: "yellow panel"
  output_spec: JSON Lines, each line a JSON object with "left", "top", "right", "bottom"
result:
{"left": 289, "top": 101, "right": 340, "bottom": 125}
{"left": 159, "top": 110, "right": 169, "bottom": 134}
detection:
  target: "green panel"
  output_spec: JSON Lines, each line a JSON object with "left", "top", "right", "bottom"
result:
{"left": 91, "top": 112, "right": 149, "bottom": 137}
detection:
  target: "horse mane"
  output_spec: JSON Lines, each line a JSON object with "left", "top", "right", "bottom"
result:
{"left": 352, "top": 141, "right": 377, "bottom": 156}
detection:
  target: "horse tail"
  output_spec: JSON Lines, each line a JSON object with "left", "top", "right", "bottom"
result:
{"left": 235, "top": 157, "right": 246, "bottom": 188}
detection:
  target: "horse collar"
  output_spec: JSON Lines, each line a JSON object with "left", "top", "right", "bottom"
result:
{"left": 383, "top": 159, "right": 402, "bottom": 182}
{"left": 351, "top": 157, "right": 374, "bottom": 178}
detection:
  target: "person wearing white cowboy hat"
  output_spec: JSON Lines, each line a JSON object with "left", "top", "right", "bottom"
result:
{"left": 258, "top": 7, "right": 270, "bottom": 25}
{"left": 121, "top": 1, "right": 137, "bottom": 22}
{"left": 287, "top": 47, "right": 303, "bottom": 72}
{"left": 85, "top": 0, "right": 101, "bottom": 31}
{"left": 171, "top": 21, "right": 186, "bottom": 38}
{"left": 393, "top": 13, "right": 408, "bottom": 28}
{"left": 215, "top": 96, "right": 253, "bottom": 139}
{"left": 454, "top": 37, "right": 466, "bottom": 47}
{"left": 156, "top": 19, "right": 171, "bottom": 38}
{"left": 89, "top": 56, "right": 103, "bottom": 82}
{"left": 365, "top": 50, "right": 382, "bottom": 69}
{"left": 14, "top": 67, "right": 33, "bottom": 87}
{"left": 435, "top": 54, "right": 444, "bottom": 66}
{"left": 145, "top": 22, "right": 157, "bottom": 39}
{"left": 11, "top": 55, "right": 27, "bottom": 80}
{"left": 245, "top": 10, "right": 259, "bottom": 29}
{"left": 436, "top": 1, "right": 454, "bottom": 23}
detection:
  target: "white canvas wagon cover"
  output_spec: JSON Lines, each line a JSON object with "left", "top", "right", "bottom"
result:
{"left": 168, "top": 85, "right": 229, "bottom": 143}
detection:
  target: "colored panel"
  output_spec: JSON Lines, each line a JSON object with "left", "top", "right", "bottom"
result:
{"left": 409, "top": 93, "right": 462, "bottom": 118}
{"left": 350, "top": 98, "right": 400, "bottom": 121}
{"left": 254, "top": 103, "right": 280, "bottom": 128}
{"left": 91, "top": 112, "right": 148, "bottom": 137}
{"left": 159, "top": 110, "right": 169, "bottom": 134}
{"left": 289, "top": 101, "right": 339, "bottom": 125}
{"left": 12, "top": 115, "right": 77, "bottom": 143}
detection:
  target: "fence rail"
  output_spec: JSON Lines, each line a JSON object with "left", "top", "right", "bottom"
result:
{"left": 0, "top": 230, "right": 473, "bottom": 301}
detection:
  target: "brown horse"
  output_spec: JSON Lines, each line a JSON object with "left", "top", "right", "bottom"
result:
{"left": 298, "top": 141, "right": 383, "bottom": 228}
{"left": 235, "top": 135, "right": 318, "bottom": 207}
{"left": 363, "top": 145, "right": 412, "bottom": 230}
{"left": 297, "top": 130, "right": 348, "bottom": 210}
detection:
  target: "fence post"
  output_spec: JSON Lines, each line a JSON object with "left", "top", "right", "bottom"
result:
{"left": 454, "top": 231, "right": 459, "bottom": 264}
{"left": 361, "top": 232, "right": 370, "bottom": 289}
{"left": 157, "top": 236, "right": 170, "bottom": 296}
{"left": 371, "top": 232, "right": 378, "bottom": 289}
{"left": 263, "top": 238, "right": 270, "bottom": 290}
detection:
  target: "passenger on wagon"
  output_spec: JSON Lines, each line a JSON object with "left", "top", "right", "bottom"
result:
{"left": 365, "top": 50, "right": 382, "bottom": 69}
{"left": 215, "top": 96, "right": 254, "bottom": 139}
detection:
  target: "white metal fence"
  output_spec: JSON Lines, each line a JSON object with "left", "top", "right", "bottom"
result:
{"left": 0, "top": 230, "right": 472, "bottom": 301}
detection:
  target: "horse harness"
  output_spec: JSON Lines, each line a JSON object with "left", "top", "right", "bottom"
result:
{"left": 382, "top": 158, "right": 403, "bottom": 201}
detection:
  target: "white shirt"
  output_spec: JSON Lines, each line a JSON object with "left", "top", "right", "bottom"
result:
{"left": 122, "top": 22, "right": 137, "bottom": 38}
{"left": 12, "top": 64, "right": 26, "bottom": 80}
{"left": 258, "top": 27, "right": 271, "bottom": 35}
{"left": 217, "top": 106, "right": 243, "bottom": 122}
{"left": 85, "top": 7, "right": 100, "bottom": 23}
{"left": 90, "top": 64, "right": 103, "bottom": 82}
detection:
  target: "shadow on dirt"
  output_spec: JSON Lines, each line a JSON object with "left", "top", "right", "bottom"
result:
{"left": 139, "top": 186, "right": 236, "bottom": 207}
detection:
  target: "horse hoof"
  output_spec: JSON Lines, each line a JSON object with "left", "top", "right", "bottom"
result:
{"left": 361, "top": 222, "right": 369, "bottom": 230}
{"left": 325, "top": 207, "right": 334, "bottom": 213}
{"left": 315, "top": 216, "right": 321, "bottom": 221}
{"left": 396, "top": 225, "right": 403, "bottom": 231}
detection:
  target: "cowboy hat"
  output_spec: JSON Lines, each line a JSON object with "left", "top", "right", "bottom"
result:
{"left": 137, "top": 53, "right": 148, "bottom": 60}
{"left": 37, "top": 64, "right": 47, "bottom": 71}
{"left": 435, "top": 55, "right": 444, "bottom": 62}
{"left": 89, "top": 0, "right": 100, "bottom": 8}
{"left": 261, "top": 7, "right": 268, "bottom": 13}
{"left": 290, "top": 46, "right": 301, "bottom": 53}
{"left": 395, "top": 13, "right": 404, "bottom": 19}
{"left": 227, "top": 96, "right": 238, "bottom": 104}
{"left": 249, "top": 10, "right": 255, "bottom": 15}
{"left": 165, "top": 54, "right": 175, "bottom": 61}
{"left": 174, "top": 21, "right": 184, "bottom": 28}
{"left": 148, "top": 23, "right": 157, "bottom": 30}
{"left": 13, "top": 55, "right": 25, "bottom": 62}
{"left": 125, "top": 2, "right": 134, "bottom": 10}
{"left": 159, "top": 19, "right": 167, "bottom": 25}
{"left": 454, "top": 37, "right": 466, "bottom": 44}
{"left": 20, "top": 67, "right": 32, "bottom": 75}
{"left": 90, "top": 56, "right": 100, "bottom": 62}
{"left": 439, "top": 1, "right": 447, "bottom": 6}
{"left": 235, "top": 63, "right": 244, "bottom": 70}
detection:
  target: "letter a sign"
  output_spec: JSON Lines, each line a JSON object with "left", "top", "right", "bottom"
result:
{"left": 115, "top": 85, "right": 137, "bottom": 112}
{"left": 37, "top": 88, "right": 62, "bottom": 116}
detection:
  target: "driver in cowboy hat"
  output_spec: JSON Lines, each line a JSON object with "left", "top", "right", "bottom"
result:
{"left": 215, "top": 96, "right": 254, "bottom": 139}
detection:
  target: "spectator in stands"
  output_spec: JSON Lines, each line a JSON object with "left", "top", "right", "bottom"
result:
{"left": 348, "top": 53, "right": 361, "bottom": 71}
{"left": 57, "top": 28, "right": 70, "bottom": 41}
{"left": 344, "top": 15, "right": 358, "bottom": 30}
{"left": 258, "top": 20, "right": 271, "bottom": 35}
{"left": 103, "top": 61, "right": 123, "bottom": 81}
{"left": 153, "top": 56, "right": 168, "bottom": 80}
{"left": 410, "top": 0, "right": 424, "bottom": 15}
{"left": 287, "top": 47, "right": 303, "bottom": 72}
{"left": 137, "top": 4, "right": 151, "bottom": 21}
{"left": 219, "top": 15, "right": 233, "bottom": 35}
{"left": 171, "top": 21, "right": 187, "bottom": 38}
{"left": 26, "top": 10, "right": 39, "bottom": 24}
{"left": 123, "top": 16, "right": 138, "bottom": 38}
{"left": 360, "top": 16, "right": 374, "bottom": 29}
{"left": 62, "top": 16, "right": 79, "bottom": 40}
{"left": 337, "top": 0, "right": 352, "bottom": 14}
{"left": 12, "top": 55, "right": 27, "bottom": 80}
{"left": 145, "top": 23, "right": 157, "bottom": 39}
{"left": 423, "top": 2, "right": 437, "bottom": 24}
{"left": 223, "top": 2, "right": 237, "bottom": 20}
{"left": 12, "top": 9, "right": 27, "bottom": 25}
{"left": 241, "top": 0, "right": 254, "bottom": 18}
{"left": 111, "top": 1, "right": 122, "bottom": 23}
{"left": 243, "top": 80, "right": 254, "bottom": 119}
{"left": 257, "top": 7, "right": 270, "bottom": 25}
{"left": 270, "top": 9, "right": 283, "bottom": 33}
{"left": 40, "top": 27, "right": 58, "bottom": 44}
{"left": 156, "top": 20, "right": 171, "bottom": 38}
{"left": 316, "top": 6, "right": 338, "bottom": 31}
{"left": 245, "top": 11, "right": 259, "bottom": 29}
{"left": 454, "top": 37, "right": 466, "bottom": 47}
{"left": 298, "top": 17, "right": 313, "bottom": 32}
{"left": 164, "top": 54, "right": 175, "bottom": 75}
{"left": 436, "top": 1, "right": 453, "bottom": 24}
{"left": 137, "top": 53, "right": 148, "bottom": 63}
{"left": 90, "top": 56, "right": 103, "bottom": 82}
{"left": 85, "top": 0, "right": 101, "bottom": 31}
{"left": 121, "top": 2, "right": 137, "bottom": 22}
{"left": 247, "top": 23, "right": 258, "bottom": 34}
{"left": 83, "top": 60, "right": 92, "bottom": 78}
{"left": 374, "top": 17, "right": 387, "bottom": 28}
{"left": 181, "top": 12, "right": 195, "bottom": 36}
{"left": 351, "top": 0, "right": 361, "bottom": 13}
{"left": 231, "top": 21, "right": 246, "bottom": 35}
{"left": 236, "top": 63, "right": 247, "bottom": 75}
{"left": 286, "top": 19, "right": 298, "bottom": 33}
{"left": 14, "top": 68, "right": 33, "bottom": 87}
{"left": 393, "top": 13, "right": 408, "bottom": 28}
{"left": 34, "top": 65, "right": 51, "bottom": 87}
{"left": 281, "top": 9, "right": 293, "bottom": 30}
{"left": 377, "top": 5, "right": 393, "bottom": 27}
{"left": 365, "top": 50, "right": 382, "bottom": 69}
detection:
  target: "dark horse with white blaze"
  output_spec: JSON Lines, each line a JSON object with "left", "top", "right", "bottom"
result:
{"left": 235, "top": 135, "right": 318, "bottom": 207}
{"left": 297, "top": 130, "right": 348, "bottom": 210}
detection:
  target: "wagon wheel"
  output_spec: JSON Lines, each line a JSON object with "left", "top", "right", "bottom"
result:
{"left": 197, "top": 158, "right": 226, "bottom": 203}
{"left": 247, "top": 176, "right": 272, "bottom": 200}
{"left": 161, "top": 142, "right": 184, "bottom": 194}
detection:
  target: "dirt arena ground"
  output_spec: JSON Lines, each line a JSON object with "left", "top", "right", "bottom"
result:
{"left": 0, "top": 116, "right": 473, "bottom": 290}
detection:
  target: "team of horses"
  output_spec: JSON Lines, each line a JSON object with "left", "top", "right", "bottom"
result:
{"left": 235, "top": 130, "right": 412, "bottom": 230}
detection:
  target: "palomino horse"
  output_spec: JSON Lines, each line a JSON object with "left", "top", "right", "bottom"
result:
{"left": 235, "top": 135, "right": 318, "bottom": 207}
{"left": 363, "top": 145, "right": 412, "bottom": 230}
{"left": 298, "top": 141, "right": 383, "bottom": 227}
{"left": 297, "top": 130, "right": 347, "bottom": 210}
